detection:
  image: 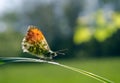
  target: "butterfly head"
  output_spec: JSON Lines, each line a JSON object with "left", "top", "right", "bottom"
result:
{"left": 48, "top": 50, "right": 57, "bottom": 57}
{"left": 45, "top": 49, "right": 66, "bottom": 59}
{"left": 50, "top": 49, "right": 67, "bottom": 56}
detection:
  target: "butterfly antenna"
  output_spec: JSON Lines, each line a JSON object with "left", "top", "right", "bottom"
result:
{"left": 56, "top": 48, "right": 68, "bottom": 52}
{"left": 56, "top": 52, "right": 65, "bottom": 55}
{"left": 55, "top": 48, "right": 68, "bottom": 55}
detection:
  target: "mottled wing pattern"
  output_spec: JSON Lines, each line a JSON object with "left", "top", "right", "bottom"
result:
{"left": 22, "top": 25, "right": 50, "bottom": 58}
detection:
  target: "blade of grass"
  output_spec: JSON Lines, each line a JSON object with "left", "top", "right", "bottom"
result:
{"left": 0, "top": 57, "right": 114, "bottom": 83}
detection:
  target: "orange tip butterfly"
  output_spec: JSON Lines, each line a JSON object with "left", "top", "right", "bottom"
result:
{"left": 22, "top": 25, "right": 66, "bottom": 60}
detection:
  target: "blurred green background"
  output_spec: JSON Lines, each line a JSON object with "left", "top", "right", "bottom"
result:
{"left": 0, "top": 0, "right": 120, "bottom": 83}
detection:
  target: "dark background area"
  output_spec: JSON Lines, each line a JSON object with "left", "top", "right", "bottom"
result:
{"left": 0, "top": 0, "right": 120, "bottom": 59}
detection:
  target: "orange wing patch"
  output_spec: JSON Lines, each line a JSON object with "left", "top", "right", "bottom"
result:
{"left": 26, "top": 26, "right": 44, "bottom": 44}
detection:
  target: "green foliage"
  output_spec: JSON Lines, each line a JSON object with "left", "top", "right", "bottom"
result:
{"left": 73, "top": 10, "right": 120, "bottom": 57}
{"left": 73, "top": 10, "right": 120, "bottom": 44}
{"left": 74, "top": 27, "right": 92, "bottom": 44}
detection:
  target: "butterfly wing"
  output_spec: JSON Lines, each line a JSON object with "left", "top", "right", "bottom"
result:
{"left": 22, "top": 25, "right": 51, "bottom": 58}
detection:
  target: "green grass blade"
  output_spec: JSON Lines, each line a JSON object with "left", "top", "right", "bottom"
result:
{"left": 55, "top": 63, "right": 114, "bottom": 83}
{"left": 0, "top": 57, "right": 114, "bottom": 83}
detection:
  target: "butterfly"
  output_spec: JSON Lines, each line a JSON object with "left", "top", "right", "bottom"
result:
{"left": 22, "top": 25, "right": 66, "bottom": 60}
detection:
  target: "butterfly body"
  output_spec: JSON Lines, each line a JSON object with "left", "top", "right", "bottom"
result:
{"left": 22, "top": 25, "right": 57, "bottom": 59}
